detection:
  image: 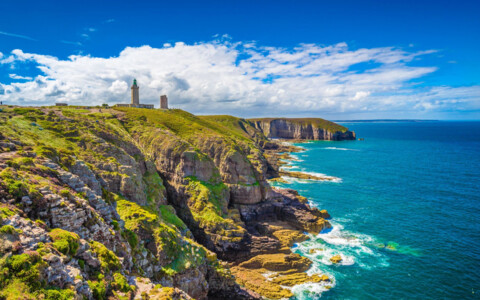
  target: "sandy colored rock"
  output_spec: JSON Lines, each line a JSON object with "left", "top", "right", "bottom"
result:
{"left": 270, "top": 272, "right": 324, "bottom": 286}
{"left": 239, "top": 253, "right": 312, "bottom": 272}
{"left": 320, "top": 209, "right": 331, "bottom": 219}
{"left": 231, "top": 266, "right": 294, "bottom": 299}
{"left": 271, "top": 229, "right": 309, "bottom": 248}
{"left": 330, "top": 254, "right": 342, "bottom": 264}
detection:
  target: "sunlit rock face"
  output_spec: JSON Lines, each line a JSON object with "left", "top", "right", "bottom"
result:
{"left": 251, "top": 118, "right": 356, "bottom": 140}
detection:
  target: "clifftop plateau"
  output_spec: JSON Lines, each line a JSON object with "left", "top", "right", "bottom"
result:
{"left": 0, "top": 106, "right": 346, "bottom": 299}
{"left": 250, "top": 118, "right": 356, "bottom": 141}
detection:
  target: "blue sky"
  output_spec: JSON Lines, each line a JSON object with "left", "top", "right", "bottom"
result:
{"left": 0, "top": 0, "right": 479, "bottom": 119}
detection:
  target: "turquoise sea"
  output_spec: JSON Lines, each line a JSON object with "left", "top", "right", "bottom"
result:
{"left": 271, "top": 121, "right": 480, "bottom": 299}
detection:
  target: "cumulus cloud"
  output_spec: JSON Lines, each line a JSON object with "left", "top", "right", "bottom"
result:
{"left": 108, "top": 80, "right": 128, "bottom": 94}
{"left": 0, "top": 39, "right": 479, "bottom": 118}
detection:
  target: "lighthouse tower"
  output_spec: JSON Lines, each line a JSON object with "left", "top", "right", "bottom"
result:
{"left": 131, "top": 79, "right": 139, "bottom": 106}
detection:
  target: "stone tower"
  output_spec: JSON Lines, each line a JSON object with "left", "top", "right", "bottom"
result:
{"left": 131, "top": 79, "right": 139, "bottom": 105}
{"left": 160, "top": 95, "right": 168, "bottom": 109}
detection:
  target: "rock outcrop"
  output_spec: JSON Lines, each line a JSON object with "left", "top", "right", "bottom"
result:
{"left": 250, "top": 117, "right": 356, "bottom": 140}
{"left": 0, "top": 106, "right": 335, "bottom": 299}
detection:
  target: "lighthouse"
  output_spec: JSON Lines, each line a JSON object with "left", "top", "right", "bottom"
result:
{"left": 131, "top": 79, "right": 139, "bottom": 105}
{"left": 113, "top": 79, "right": 155, "bottom": 109}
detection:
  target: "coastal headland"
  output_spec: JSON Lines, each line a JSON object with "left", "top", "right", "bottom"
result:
{"left": 0, "top": 105, "right": 354, "bottom": 299}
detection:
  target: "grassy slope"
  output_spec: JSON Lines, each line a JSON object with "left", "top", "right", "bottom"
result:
{"left": 0, "top": 106, "right": 231, "bottom": 299}
{"left": 114, "top": 109, "right": 255, "bottom": 243}
{"left": 117, "top": 108, "right": 255, "bottom": 144}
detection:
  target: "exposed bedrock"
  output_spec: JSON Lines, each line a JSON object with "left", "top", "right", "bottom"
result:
{"left": 251, "top": 118, "right": 356, "bottom": 140}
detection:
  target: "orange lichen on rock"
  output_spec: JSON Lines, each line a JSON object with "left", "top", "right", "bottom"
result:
{"left": 239, "top": 253, "right": 311, "bottom": 272}
{"left": 230, "top": 266, "right": 294, "bottom": 299}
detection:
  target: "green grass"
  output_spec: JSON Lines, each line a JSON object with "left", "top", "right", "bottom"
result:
{"left": 186, "top": 177, "right": 228, "bottom": 223}
{"left": 184, "top": 177, "right": 245, "bottom": 242}
{"left": 143, "top": 171, "right": 166, "bottom": 205}
{"left": 116, "top": 107, "right": 258, "bottom": 147}
{"left": 159, "top": 205, "right": 187, "bottom": 231}
{"left": 115, "top": 193, "right": 210, "bottom": 276}
{"left": 249, "top": 117, "right": 349, "bottom": 133}
{"left": 116, "top": 199, "right": 158, "bottom": 231}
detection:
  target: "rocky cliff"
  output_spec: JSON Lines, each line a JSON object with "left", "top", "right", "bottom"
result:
{"left": 0, "top": 107, "right": 333, "bottom": 300}
{"left": 250, "top": 118, "right": 356, "bottom": 140}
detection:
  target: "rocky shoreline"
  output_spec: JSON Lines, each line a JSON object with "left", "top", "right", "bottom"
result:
{"left": 0, "top": 106, "right": 353, "bottom": 299}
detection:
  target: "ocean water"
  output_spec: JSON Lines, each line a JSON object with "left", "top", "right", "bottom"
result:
{"left": 271, "top": 121, "right": 480, "bottom": 299}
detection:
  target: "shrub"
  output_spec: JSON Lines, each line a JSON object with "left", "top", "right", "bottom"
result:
{"left": 116, "top": 199, "right": 157, "bottom": 231}
{"left": 78, "top": 259, "right": 85, "bottom": 269}
{"left": 90, "top": 241, "right": 121, "bottom": 272}
{"left": 0, "top": 225, "right": 18, "bottom": 235}
{"left": 0, "top": 252, "right": 45, "bottom": 290}
{"left": 111, "top": 272, "right": 133, "bottom": 293}
{"left": 41, "top": 288, "right": 75, "bottom": 300}
{"left": 6, "top": 157, "right": 34, "bottom": 169}
{"left": 121, "top": 229, "right": 138, "bottom": 249}
{"left": 88, "top": 280, "right": 107, "bottom": 300}
{"left": 111, "top": 219, "right": 120, "bottom": 231}
{"left": 48, "top": 228, "right": 80, "bottom": 256}
{"left": 0, "top": 206, "right": 16, "bottom": 222}
{"left": 0, "top": 168, "right": 28, "bottom": 199}
{"left": 0, "top": 279, "right": 36, "bottom": 300}
{"left": 59, "top": 189, "right": 70, "bottom": 198}
{"left": 35, "top": 146, "right": 58, "bottom": 160}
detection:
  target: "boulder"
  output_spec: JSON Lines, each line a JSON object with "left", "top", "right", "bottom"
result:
{"left": 330, "top": 254, "right": 342, "bottom": 264}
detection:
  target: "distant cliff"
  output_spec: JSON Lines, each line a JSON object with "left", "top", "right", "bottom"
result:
{"left": 250, "top": 118, "right": 356, "bottom": 141}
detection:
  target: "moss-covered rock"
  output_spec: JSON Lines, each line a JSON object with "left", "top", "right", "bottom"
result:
{"left": 48, "top": 228, "right": 80, "bottom": 256}
{"left": 90, "top": 241, "right": 121, "bottom": 272}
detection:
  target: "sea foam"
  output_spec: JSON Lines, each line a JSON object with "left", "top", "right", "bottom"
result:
{"left": 322, "top": 147, "right": 358, "bottom": 151}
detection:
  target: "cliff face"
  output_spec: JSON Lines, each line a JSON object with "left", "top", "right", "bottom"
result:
{"left": 250, "top": 118, "right": 356, "bottom": 141}
{"left": 0, "top": 107, "right": 332, "bottom": 300}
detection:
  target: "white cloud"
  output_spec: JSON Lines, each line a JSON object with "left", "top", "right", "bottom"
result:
{"left": 61, "top": 40, "right": 83, "bottom": 46}
{"left": 9, "top": 74, "right": 33, "bottom": 80}
{"left": 0, "top": 31, "right": 37, "bottom": 41}
{"left": 0, "top": 39, "right": 479, "bottom": 118}
{"left": 108, "top": 80, "right": 128, "bottom": 94}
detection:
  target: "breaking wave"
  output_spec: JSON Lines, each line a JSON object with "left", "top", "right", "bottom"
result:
{"left": 322, "top": 147, "right": 358, "bottom": 151}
